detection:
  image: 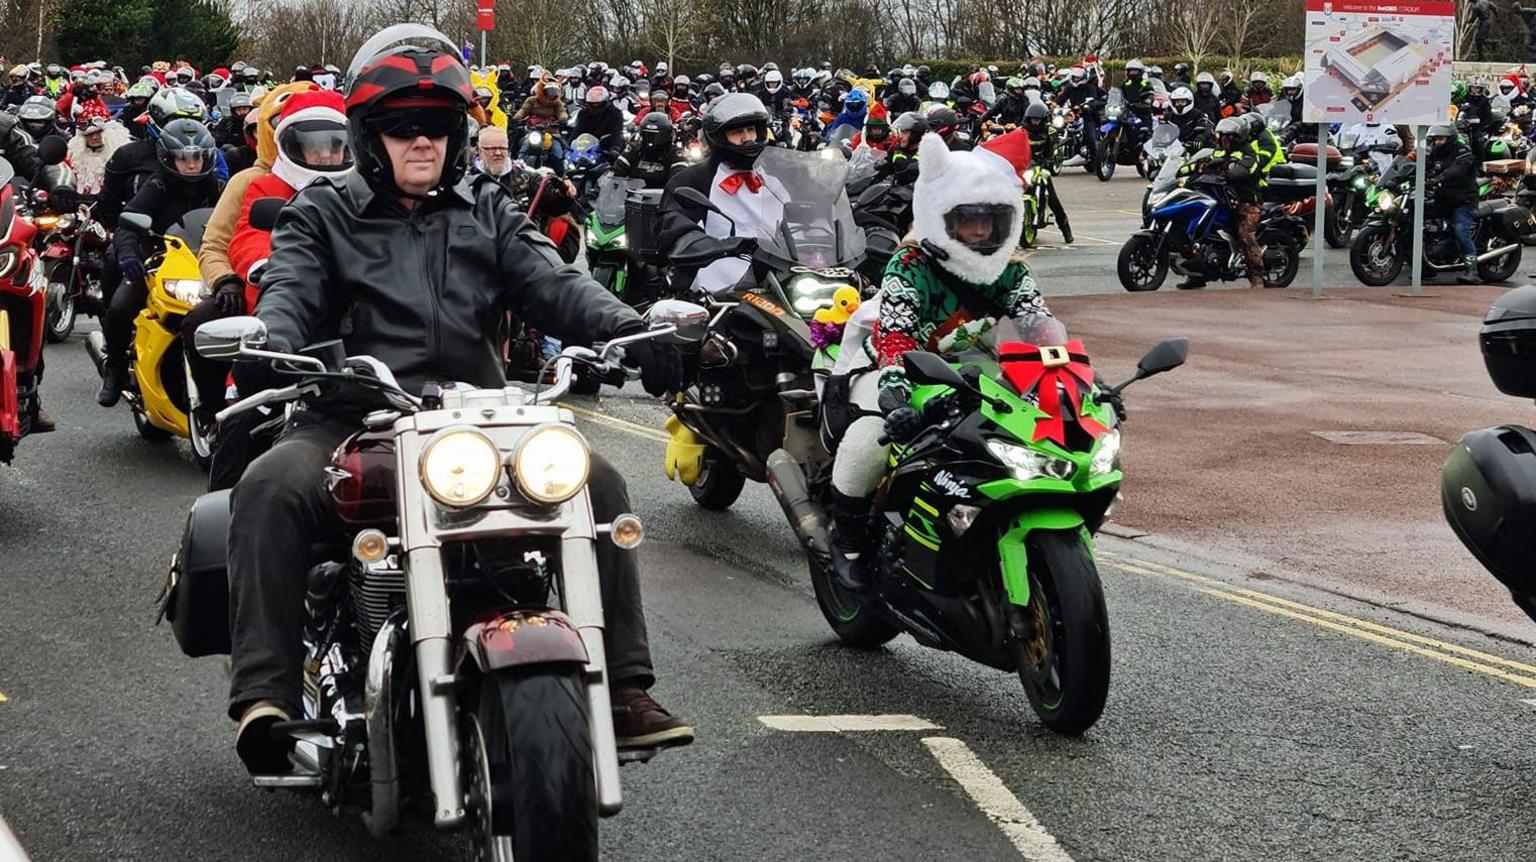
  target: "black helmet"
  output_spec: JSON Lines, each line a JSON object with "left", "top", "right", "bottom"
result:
{"left": 638, "top": 110, "right": 674, "bottom": 155}
{"left": 735, "top": 63, "right": 758, "bottom": 82}
{"left": 927, "top": 106, "right": 959, "bottom": 138}
{"left": 17, "top": 95, "right": 56, "bottom": 139}
{"left": 344, "top": 24, "right": 475, "bottom": 197}
{"left": 155, "top": 118, "right": 217, "bottom": 184}
{"left": 702, "top": 92, "right": 769, "bottom": 168}
{"left": 702, "top": 81, "right": 726, "bottom": 100}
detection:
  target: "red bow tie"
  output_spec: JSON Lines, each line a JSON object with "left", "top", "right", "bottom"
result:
{"left": 719, "top": 171, "right": 762, "bottom": 195}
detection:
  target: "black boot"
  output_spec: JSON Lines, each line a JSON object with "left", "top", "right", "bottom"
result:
{"left": 97, "top": 359, "right": 127, "bottom": 407}
{"left": 829, "top": 490, "right": 874, "bottom": 593}
{"left": 1059, "top": 221, "right": 1074, "bottom": 244}
{"left": 1458, "top": 255, "right": 1481, "bottom": 285}
{"left": 30, "top": 403, "right": 55, "bottom": 433}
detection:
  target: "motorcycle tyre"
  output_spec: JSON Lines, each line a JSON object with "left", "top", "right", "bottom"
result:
{"left": 1261, "top": 234, "right": 1301, "bottom": 288}
{"left": 469, "top": 669, "right": 597, "bottom": 862}
{"left": 1349, "top": 223, "right": 1403, "bottom": 286}
{"left": 1116, "top": 234, "right": 1168, "bottom": 291}
{"left": 1019, "top": 200, "right": 1038, "bottom": 249}
{"left": 688, "top": 450, "right": 745, "bottom": 510}
{"left": 1477, "top": 241, "right": 1522, "bottom": 283}
{"left": 1095, "top": 134, "right": 1117, "bottom": 182}
{"left": 44, "top": 266, "right": 75, "bottom": 343}
{"left": 1014, "top": 530, "right": 1110, "bottom": 737}
{"left": 809, "top": 542, "right": 900, "bottom": 649}
{"left": 1323, "top": 198, "right": 1353, "bottom": 249}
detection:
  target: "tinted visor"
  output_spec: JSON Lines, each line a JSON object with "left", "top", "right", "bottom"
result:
{"left": 280, "top": 119, "right": 352, "bottom": 170}
{"left": 943, "top": 204, "right": 1014, "bottom": 256}
{"left": 865, "top": 124, "right": 890, "bottom": 142}
{"left": 367, "top": 108, "right": 463, "bottom": 140}
{"left": 1172, "top": 98, "right": 1191, "bottom": 112}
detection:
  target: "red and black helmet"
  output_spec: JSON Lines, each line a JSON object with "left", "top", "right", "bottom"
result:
{"left": 343, "top": 24, "right": 475, "bottom": 196}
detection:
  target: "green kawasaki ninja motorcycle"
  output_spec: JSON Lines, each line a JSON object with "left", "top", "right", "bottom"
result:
{"left": 767, "top": 316, "right": 1187, "bottom": 734}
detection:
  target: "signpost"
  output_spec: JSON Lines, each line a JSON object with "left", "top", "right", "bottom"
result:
{"left": 1302, "top": 0, "right": 1454, "bottom": 295}
{"left": 477, "top": 0, "right": 495, "bottom": 66}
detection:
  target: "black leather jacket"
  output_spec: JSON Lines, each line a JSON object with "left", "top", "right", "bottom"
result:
{"left": 255, "top": 171, "right": 644, "bottom": 397}
{"left": 0, "top": 112, "right": 41, "bottom": 182}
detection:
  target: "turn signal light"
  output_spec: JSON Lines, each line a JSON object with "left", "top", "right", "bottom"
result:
{"left": 352, "top": 529, "right": 390, "bottom": 564}
{"left": 608, "top": 514, "right": 644, "bottom": 549}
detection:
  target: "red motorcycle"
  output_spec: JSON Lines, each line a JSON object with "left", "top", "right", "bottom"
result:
{"left": 31, "top": 188, "right": 106, "bottom": 343}
{"left": 0, "top": 156, "right": 48, "bottom": 463}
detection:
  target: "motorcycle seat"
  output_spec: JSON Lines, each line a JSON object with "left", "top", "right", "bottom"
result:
{"left": 1477, "top": 200, "right": 1510, "bottom": 218}
{"left": 1268, "top": 163, "right": 1318, "bottom": 184}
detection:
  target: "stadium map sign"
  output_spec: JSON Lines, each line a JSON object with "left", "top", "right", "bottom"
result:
{"left": 1302, "top": 0, "right": 1453, "bottom": 125}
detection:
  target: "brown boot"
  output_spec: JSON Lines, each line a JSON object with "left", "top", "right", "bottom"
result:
{"left": 30, "top": 405, "right": 55, "bottom": 433}
{"left": 1248, "top": 274, "right": 1267, "bottom": 289}
{"left": 611, "top": 686, "right": 694, "bottom": 750}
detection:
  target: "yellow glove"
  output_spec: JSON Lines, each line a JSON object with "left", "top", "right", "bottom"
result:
{"left": 663, "top": 414, "right": 707, "bottom": 485}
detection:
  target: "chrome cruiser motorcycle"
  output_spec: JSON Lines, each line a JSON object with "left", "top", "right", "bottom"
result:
{"left": 163, "top": 313, "right": 693, "bottom": 860}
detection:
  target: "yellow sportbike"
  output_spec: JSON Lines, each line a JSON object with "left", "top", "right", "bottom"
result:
{"left": 87, "top": 208, "right": 217, "bottom": 467}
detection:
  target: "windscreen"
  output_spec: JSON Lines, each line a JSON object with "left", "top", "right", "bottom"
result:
{"left": 1149, "top": 146, "right": 1193, "bottom": 195}
{"left": 754, "top": 146, "right": 866, "bottom": 268}
{"left": 594, "top": 174, "right": 643, "bottom": 224}
{"left": 1146, "top": 123, "right": 1180, "bottom": 152}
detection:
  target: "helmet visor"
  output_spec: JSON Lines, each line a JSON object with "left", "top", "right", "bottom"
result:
{"left": 944, "top": 204, "right": 1014, "bottom": 256}
{"left": 280, "top": 119, "right": 352, "bottom": 170}
{"left": 367, "top": 108, "right": 463, "bottom": 140}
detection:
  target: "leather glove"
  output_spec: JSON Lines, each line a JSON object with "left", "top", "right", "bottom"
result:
{"left": 211, "top": 275, "right": 245, "bottom": 316}
{"left": 621, "top": 339, "right": 682, "bottom": 397}
{"left": 878, "top": 386, "right": 923, "bottom": 443}
{"left": 118, "top": 255, "right": 145, "bottom": 281}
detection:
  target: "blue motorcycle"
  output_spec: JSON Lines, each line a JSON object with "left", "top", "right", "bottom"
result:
{"left": 1094, "top": 88, "right": 1153, "bottom": 182}
{"left": 1116, "top": 148, "right": 1305, "bottom": 291}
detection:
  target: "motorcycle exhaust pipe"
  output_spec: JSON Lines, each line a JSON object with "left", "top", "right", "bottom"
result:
{"left": 1426, "top": 244, "right": 1521, "bottom": 271}
{"left": 765, "top": 449, "right": 831, "bottom": 559}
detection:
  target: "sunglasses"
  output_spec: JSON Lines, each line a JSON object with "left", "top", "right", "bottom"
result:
{"left": 368, "top": 109, "right": 462, "bottom": 140}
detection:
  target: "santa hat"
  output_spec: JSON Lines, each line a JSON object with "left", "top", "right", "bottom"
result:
{"left": 978, "top": 129, "right": 1031, "bottom": 178}
{"left": 912, "top": 130, "right": 1025, "bottom": 284}
{"left": 271, "top": 89, "right": 351, "bottom": 190}
{"left": 866, "top": 100, "right": 890, "bottom": 127}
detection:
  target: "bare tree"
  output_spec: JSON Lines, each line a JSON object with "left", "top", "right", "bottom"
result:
{"left": 1166, "top": 0, "right": 1221, "bottom": 74}
{"left": 1219, "top": 0, "right": 1266, "bottom": 75}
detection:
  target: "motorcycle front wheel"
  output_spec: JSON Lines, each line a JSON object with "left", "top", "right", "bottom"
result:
{"left": 1324, "top": 193, "right": 1354, "bottom": 248}
{"left": 688, "top": 449, "right": 745, "bottom": 510}
{"left": 44, "top": 265, "right": 75, "bottom": 343}
{"left": 1019, "top": 199, "right": 1039, "bottom": 249}
{"left": 1095, "top": 133, "right": 1117, "bottom": 182}
{"left": 1349, "top": 222, "right": 1403, "bottom": 286}
{"left": 1116, "top": 234, "right": 1168, "bottom": 291}
{"left": 466, "top": 669, "right": 597, "bottom": 862}
{"left": 1013, "top": 530, "right": 1110, "bottom": 736}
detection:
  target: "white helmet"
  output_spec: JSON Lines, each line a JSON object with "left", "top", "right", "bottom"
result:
{"left": 764, "top": 69, "right": 783, "bottom": 92}
{"left": 1195, "top": 71, "right": 1216, "bottom": 87}
{"left": 1170, "top": 86, "right": 1194, "bottom": 114}
{"left": 1250, "top": 70, "right": 1268, "bottom": 85}
{"left": 1282, "top": 74, "right": 1303, "bottom": 97}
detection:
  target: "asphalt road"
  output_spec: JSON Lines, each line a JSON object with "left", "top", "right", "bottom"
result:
{"left": 7, "top": 329, "right": 1536, "bottom": 861}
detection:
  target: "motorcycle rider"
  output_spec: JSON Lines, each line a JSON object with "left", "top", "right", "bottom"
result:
{"left": 1425, "top": 123, "right": 1482, "bottom": 284}
{"left": 1121, "top": 59, "right": 1155, "bottom": 115}
{"left": 850, "top": 101, "right": 894, "bottom": 152}
{"left": 826, "top": 88, "right": 868, "bottom": 138}
{"left": 885, "top": 76, "right": 921, "bottom": 115}
{"left": 513, "top": 79, "right": 568, "bottom": 126}
{"left": 226, "top": 28, "right": 692, "bottom": 772}
{"left": 791, "top": 68, "right": 817, "bottom": 102}
{"left": 754, "top": 69, "right": 792, "bottom": 115}
{"left": 573, "top": 85, "right": 627, "bottom": 155}
{"left": 615, "top": 111, "right": 683, "bottom": 187}
{"left": 1193, "top": 115, "right": 1273, "bottom": 290}
{"left": 1498, "top": 78, "right": 1530, "bottom": 111}
{"left": 1240, "top": 71, "right": 1272, "bottom": 111}
{"left": 1172, "top": 63, "right": 1192, "bottom": 87}
{"left": 14, "top": 97, "right": 60, "bottom": 147}
{"left": 97, "top": 118, "right": 224, "bottom": 407}
{"left": 1218, "top": 70, "right": 1243, "bottom": 113}
{"left": 2, "top": 65, "right": 35, "bottom": 110}
{"left": 1460, "top": 78, "right": 1496, "bottom": 161}
{"left": 118, "top": 79, "right": 156, "bottom": 137}
{"left": 656, "top": 92, "right": 772, "bottom": 296}
{"left": 213, "top": 90, "right": 255, "bottom": 147}
{"left": 42, "top": 63, "right": 65, "bottom": 98}
{"left": 826, "top": 130, "right": 1052, "bottom": 591}
{"left": 1167, "top": 86, "right": 1215, "bottom": 151}
{"left": 1022, "top": 102, "right": 1073, "bottom": 243}
{"left": 982, "top": 78, "right": 1031, "bottom": 127}
{"left": 1276, "top": 74, "right": 1312, "bottom": 145}
{"left": 470, "top": 124, "right": 516, "bottom": 183}
{"left": 1192, "top": 72, "right": 1223, "bottom": 124}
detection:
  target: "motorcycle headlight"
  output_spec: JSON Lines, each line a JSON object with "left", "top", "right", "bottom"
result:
{"left": 1377, "top": 191, "right": 1397, "bottom": 213}
{"left": 1105, "top": 106, "right": 1122, "bottom": 120}
{"left": 0, "top": 249, "right": 16, "bottom": 280}
{"left": 512, "top": 424, "right": 590, "bottom": 504}
{"left": 420, "top": 428, "right": 503, "bottom": 508}
{"left": 613, "top": 232, "right": 627, "bottom": 249}
{"left": 163, "top": 278, "right": 205, "bottom": 304}
{"left": 788, "top": 274, "right": 849, "bottom": 317}
{"left": 34, "top": 214, "right": 59, "bottom": 231}
{"left": 1052, "top": 115, "right": 1065, "bottom": 129}
{"left": 525, "top": 131, "right": 541, "bottom": 147}
{"left": 987, "top": 439, "right": 1075, "bottom": 481}
{"left": 1090, "top": 429, "right": 1121, "bottom": 475}
{"left": 56, "top": 214, "right": 75, "bottom": 231}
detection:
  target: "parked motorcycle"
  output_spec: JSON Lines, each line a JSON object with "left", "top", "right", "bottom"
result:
{"left": 85, "top": 207, "right": 217, "bottom": 466}
{"left": 585, "top": 173, "right": 644, "bottom": 302}
{"left": 167, "top": 315, "right": 689, "bottom": 861}
{"left": 0, "top": 156, "right": 48, "bottom": 465}
{"left": 1118, "top": 148, "right": 1306, "bottom": 291}
{"left": 1348, "top": 156, "right": 1527, "bottom": 285}
{"left": 662, "top": 145, "right": 871, "bottom": 510}
{"left": 767, "top": 314, "right": 1187, "bottom": 734}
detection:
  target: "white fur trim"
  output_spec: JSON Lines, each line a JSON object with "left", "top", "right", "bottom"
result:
{"left": 912, "top": 133, "right": 1024, "bottom": 284}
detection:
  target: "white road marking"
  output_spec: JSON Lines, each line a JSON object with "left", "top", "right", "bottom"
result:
{"left": 1520, "top": 698, "right": 1536, "bottom": 708}
{"left": 757, "top": 714, "right": 942, "bottom": 732}
{"left": 1, "top": 813, "right": 30, "bottom": 861}
{"left": 922, "top": 736, "right": 1076, "bottom": 862}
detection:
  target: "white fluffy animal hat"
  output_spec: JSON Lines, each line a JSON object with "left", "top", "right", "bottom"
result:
{"left": 912, "top": 129, "right": 1030, "bottom": 284}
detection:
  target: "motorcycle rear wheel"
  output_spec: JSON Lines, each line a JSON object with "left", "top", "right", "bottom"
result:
{"left": 1116, "top": 234, "right": 1167, "bottom": 291}
{"left": 1477, "top": 239, "right": 1522, "bottom": 283}
{"left": 809, "top": 547, "right": 899, "bottom": 648}
{"left": 1261, "top": 235, "right": 1301, "bottom": 288}
{"left": 467, "top": 669, "right": 597, "bottom": 862}
{"left": 688, "top": 450, "right": 745, "bottom": 510}
{"left": 1323, "top": 196, "right": 1353, "bottom": 249}
{"left": 1349, "top": 223, "right": 1403, "bottom": 286}
{"left": 1013, "top": 530, "right": 1110, "bottom": 736}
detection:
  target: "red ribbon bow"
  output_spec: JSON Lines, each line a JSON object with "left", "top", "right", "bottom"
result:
{"left": 998, "top": 340, "right": 1107, "bottom": 445}
{"left": 719, "top": 171, "right": 763, "bottom": 195}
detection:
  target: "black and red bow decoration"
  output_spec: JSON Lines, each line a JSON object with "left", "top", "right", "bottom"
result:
{"left": 998, "top": 341, "right": 1106, "bottom": 445}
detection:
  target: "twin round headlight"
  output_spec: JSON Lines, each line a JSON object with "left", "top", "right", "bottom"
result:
{"left": 419, "top": 425, "right": 591, "bottom": 509}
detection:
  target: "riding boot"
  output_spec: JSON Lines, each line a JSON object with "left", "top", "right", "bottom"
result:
{"left": 1458, "top": 255, "right": 1481, "bottom": 285}
{"left": 1174, "top": 277, "right": 1206, "bottom": 290}
{"left": 97, "top": 357, "right": 127, "bottom": 407}
{"left": 829, "top": 490, "right": 874, "bottom": 593}
{"left": 1059, "top": 220, "right": 1074, "bottom": 244}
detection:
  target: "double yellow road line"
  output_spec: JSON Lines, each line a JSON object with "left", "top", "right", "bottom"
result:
{"left": 1105, "top": 552, "right": 1536, "bottom": 688}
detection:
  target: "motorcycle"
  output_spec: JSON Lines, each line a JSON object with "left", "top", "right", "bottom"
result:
{"left": 564, "top": 132, "right": 605, "bottom": 199}
{"left": 518, "top": 119, "right": 566, "bottom": 174}
{"left": 662, "top": 145, "right": 871, "bottom": 510}
{"left": 1348, "top": 155, "right": 1527, "bottom": 285}
{"left": 168, "top": 314, "right": 690, "bottom": 860}
{"left": 31, "top": 190, "right": 108, "bottom": 343}
{"left": 1095, "top": 88, "right": 1152, "bottom": 182}
{"left": 0, "top": 156, "right": 49, "bottom": 464}
{"left": 1139, "top": 122, "right": 1181, "bottom": 181}
{"left": 84, "top": 207, "right": 218, "bottom": 466}
{"left": 1118, "top": 147, "right": 1306, "bottom": 291}
{"left": 766, "top": 314, "right": 1187, "bottom": 734}
{"left": 1019, "top": 164, "right": 1059, "bottom": 248}
{"left": 585, "top": 173, "right": 645, "bottom": 303}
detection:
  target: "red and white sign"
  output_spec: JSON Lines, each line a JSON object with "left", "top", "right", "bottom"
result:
{"left": 477, "top": 0, "right": 495, "bottom": 31}
{"left": 1302, "top": 0, "right": 1452, "bottom": 124}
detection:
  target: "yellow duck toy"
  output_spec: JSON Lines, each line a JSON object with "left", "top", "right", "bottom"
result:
{"left": 812, "top": 286, "right": 861, "bottom": 326}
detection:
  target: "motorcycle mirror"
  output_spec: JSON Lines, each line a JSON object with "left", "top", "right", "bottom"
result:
{"left": 36, "top": 135, "right": 66, "bottom": 166}
{"left": 903, "top": 351, "right": 969, "bottom": 391}
{"left": 247, "top": 197, "right": 286, "bottom": 232}
{"left": 117, "top": 211, "right": 152, "bottom": 233}
{"left": 1135, "top": 337, "right": 1189, "bottom": 378}
{"left": 644, "top": 299, "right": 710, "bottom": 344}
{"left": 673, "top": 185, "right": 724, "bottom": 216}
{"left": 195, "top": 315, "right": 268, "bottom": 361}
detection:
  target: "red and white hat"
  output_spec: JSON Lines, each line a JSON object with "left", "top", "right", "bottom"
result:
{"left": 271, "top": 89, "right": 353, "bottom": 190}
